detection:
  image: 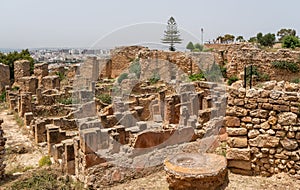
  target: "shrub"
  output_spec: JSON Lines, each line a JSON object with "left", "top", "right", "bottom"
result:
{"left": 97, "top": 94, "right": 112, "bottom": 104}
{"left": 55, "top": 71, "right": 65, "bottom": 81}
{"left": 129, "top": 59, "right": 141, "bottom": 78}
{"left": 189, "top": 73, "right": 205, "bottom": 81}
{"left": 38, "top": 156, "right": 52, "bottom": 167}
{"left": 117, "top": 73, "right": 128, "bottom": 83}
{"left": 291, "top": 78, "right": 300, "bottom": 83}
{"left": 58, "top": 98, "right": 73, "bottom": 105}
{"left": 227, "top": 76, "right": 239, "bottom": 85}
{"left": 149, "top": 73, "right": 160, "bottom": 84}
{"left": 0, "top": 91, "right": 5, "bottom": 102}
{"left": 282, "top": 35, "right": 300, "bottom": 49}
{"left": 271, "top": 61, "right": 299, "bottom": 73}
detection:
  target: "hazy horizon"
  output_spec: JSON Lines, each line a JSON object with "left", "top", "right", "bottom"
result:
{"left": 1, "top": 0, "right": 300, "bottom": 49}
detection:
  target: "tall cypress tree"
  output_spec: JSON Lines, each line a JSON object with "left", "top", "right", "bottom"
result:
{"left": 161, "top": 17, "right": 182, "bottom": 51}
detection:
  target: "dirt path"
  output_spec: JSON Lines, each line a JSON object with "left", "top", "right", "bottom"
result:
{"left": 0, "top": 107, "right": 47, "bottom": 188}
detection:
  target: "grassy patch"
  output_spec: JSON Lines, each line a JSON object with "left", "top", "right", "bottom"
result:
{"left": 6, "top": 165, "right": 34, "bottom": 175}
{"left": 189, "top": 73, "right": 205, "bottom": 81}
{"left": 7, "top": 169, "right": 84, "bottom": 190}
{"left": 14, "top": 112, "right": 24, "bottom": 127}
{"left": 227, "top": 76, "right": 239, "bottom": 85}
{"left": 96, "top": 94, "right": 112, "bottom": 104}
{"left": 0, "top": 90, "right": 6, "bottom": 102}
{"left": 291, "top": 78, "right": 300, "bottom": 83}
{"left": 271, "top": 61, "right": 299, "bottom": 73}
{"left": 38, "top": 156, "right": 52, "bottom": 167}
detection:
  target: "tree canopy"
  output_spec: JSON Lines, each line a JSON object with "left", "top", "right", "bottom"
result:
{"left": 161, "top": 17, "right": 182, "bottom": 51}
{"left": 257, "top": 32, "right": 276, "bottom": 47}
{"left": 186, "top": 42, "right": 194, "bottom": 51}
{"left": 277, "top": 28, "right": 296, "bottom": 42}
{"left": 0, "top": 49, "right": 34, "bottom": 82}
{"left": 282, "top": 35, "right": 300, "bottom": 49}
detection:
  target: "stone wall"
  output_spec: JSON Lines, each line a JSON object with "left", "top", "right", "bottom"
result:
{"left": 205, "top": 43, "right": 300, "bottom": 81}
{"left": 104, "top": 46, "right": 212, "bottom": 78}
{"left": 0, "top": 63, "right": 10, "bottom": 92}
{"left": 225, "top": 81, "right": 300, "bottom": 178}
{"left": 0, "top": 119, "right": 6, "bottom": 180}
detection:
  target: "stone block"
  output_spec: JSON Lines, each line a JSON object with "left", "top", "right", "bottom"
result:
{"left": 225, "top": 116, "right": 240, "bottom": 127}
{"left": 227, "top": 128, "right": 247, "bottom": 136}
{"left": 227, "top": 148, "right": 251, "bottom": 161}
{"left": 228, "top": 160, "right": 251, "bottom": 170}
{"left": 227, "top": 137, "right": 248, "bottom": 148}
{"left": 249, "top": 134, "right": 279, "bottom": 148}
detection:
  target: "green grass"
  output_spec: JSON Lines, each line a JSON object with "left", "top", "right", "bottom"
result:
{"left": 189, "top": 73, "right": 205, "bottom": 81}
{"left": 291, "top": 78, "right": 300, "bottom": 83}
{"left": 96, "top": 94, "right": 112, "bottom": 104}
{"left": 271, "top": 61, "right": 300, "bottom": 73}
{"left": 8, "top": 169, "right": 84, "bottom": 190}
{"left": 14, "top": 112, "right": 24, "bottom": 127}
{"left": 38, "top": 156, "right": 52, "bottom": 167}
{"left": 0, "top": 90, "right": 6, "bottom": 102}
{"left": 227, "top": 76, "right": 239, "bottom": 85}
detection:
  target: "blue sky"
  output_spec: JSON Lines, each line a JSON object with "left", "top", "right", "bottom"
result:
{"left": 0, "top": 0, "right": 299, "bottom": 48}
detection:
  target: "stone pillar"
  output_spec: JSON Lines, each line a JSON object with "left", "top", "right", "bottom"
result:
{"left": 14, "top": 60, "right": 31, "bottom": 85}
{"left": 46, "top": 124, "right": 61, "bottom": 156}
{"left": 24, "top": 112, "right": 34, "bottom": 126}
{"left": 62, "top": 139, "right": 75, "bottom": 175}
{"left": 19, "top": 93, "right": 32, "bottom": 117}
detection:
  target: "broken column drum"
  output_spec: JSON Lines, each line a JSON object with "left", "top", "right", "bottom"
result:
{"left": 164, "top": 153, "right": 228, "bottom": 190}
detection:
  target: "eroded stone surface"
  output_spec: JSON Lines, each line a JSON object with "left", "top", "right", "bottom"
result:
{"left": 164, "top": 153, "right": 228, "bottom": 190}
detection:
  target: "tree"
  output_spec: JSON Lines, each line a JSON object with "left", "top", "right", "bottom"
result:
{"left": 186, "top": 41, "right": 194, "bottom": 51}
{"left": 257, "top": 33, "right": 276, "bottom": 47}
{"left": 282, "top": 35, "right": 300, "bottom": 49}
{"left": 277, "top": 28, "right": 296, "bottom": 42}
{"left": 161, "top": 17, "right": 182, "bottom": 51}
{"left": 236, "top": 36, "right": 245, "bottom": 42}
{"left": 223, "top": 34, "right": 235, "bottom": 43}
{"left": 194, "top": 43, "right": 203, "bottom": 51}
{"left": 0, "top": 49, "right": 34, "bottom": 82}
{"left": 248, "top": 36, "right": 257, "bottom": 43}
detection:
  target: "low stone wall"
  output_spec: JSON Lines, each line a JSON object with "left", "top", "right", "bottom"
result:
{"left": 0, "top": 119, "right": 6, "bottom": 180}
{"left": 225, "top": 81, "right": 300, "bottom": 178}
{"left": 205, "top": 43, "right": 300, "bottom": 81}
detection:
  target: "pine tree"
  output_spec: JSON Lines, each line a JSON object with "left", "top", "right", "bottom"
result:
{"left": 162, "top": 17, "right": 182, "bottom": 51}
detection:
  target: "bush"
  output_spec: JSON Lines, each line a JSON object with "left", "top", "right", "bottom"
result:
{"left": 0, "top": 91, "right": 5, "bottom": 102}
{"left": 97, "top": 94, "right": 112, "bottom": 104}
{"left": 271, "top": 61, "right": 299, "bottom": 73}
{"left": 55, "top": 71, "right": 65, "bottom": 81}
{"left": 38, "top": 156, "right": 52, "bottom": 167}
{"left": 149, "top": 73, "right": 160, "bottom": 84}
{"left": 58, "top": 98, "right": 73, "bottom": 105}
{"left": 117, "top": 73, "right": 128, "bottom": 83}
{"left": 291, "top": 78, "right": 300, "bottom": 83}
{"left": 189, "top": 73, "right": 205, "bottom": 81}
{"left": 228, "top": 76, "right": 239, "bottom": 85}
{"left": 282, "top": 35, "right": 300, "bottom": 49}
{"left": 129, "top": 59, "right": 141, "bottom": 78}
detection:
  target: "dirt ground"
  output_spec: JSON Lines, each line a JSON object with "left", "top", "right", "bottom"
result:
{"left": 110, "top": 170, "right": 300, "bottom": 190}
{"left": 0, "top": 106, "right": 47, "bottom": 189}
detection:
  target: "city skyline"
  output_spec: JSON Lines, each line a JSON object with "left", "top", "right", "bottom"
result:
{"left": 1, "top": 0, "right": 300, "bottom": 49}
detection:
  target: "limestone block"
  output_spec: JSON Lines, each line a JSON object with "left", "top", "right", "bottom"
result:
{"left": 227, "top": 128, "right": 247, "bottom": 136}
{"left": 227, "top": 137, "right": 248, "bottom": 148}
{"left": 278, "top": 112, "right": 297, "bottom": 125}
{"left": 224, "top": 116, "right": 240, "bottom": 127}
{"left": 280, "top": 138, "right": 298, "bottom": 151}
{"left": 249, "top": 134, "right": 280, "bottom": 148}
{"left": 227, "top": 148, "right": 251, "bottom": 161}
{"left": 228, "top": 160, "right": 251, "bottom": 170}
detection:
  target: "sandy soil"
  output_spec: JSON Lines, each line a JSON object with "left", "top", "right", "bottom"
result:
{"left": 0, "top": 107, "right": 47, "bottom": 189}
{"left": 110, "top": 170, "right": 300, "bottom": 190}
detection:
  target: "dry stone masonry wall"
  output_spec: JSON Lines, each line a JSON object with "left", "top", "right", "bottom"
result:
{"left": 226, "top": 81, "right": 300, "bottom": 178}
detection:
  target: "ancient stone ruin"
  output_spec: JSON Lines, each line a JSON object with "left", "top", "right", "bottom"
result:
{"left": 0, "top": 45, "right": 299, "bottom": 189}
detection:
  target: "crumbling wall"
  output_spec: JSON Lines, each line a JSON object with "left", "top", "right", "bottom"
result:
{"left": 0, "top": 63, "right": 10, "bottom": 92}
{"left": 205, "top": 43, "right": 300, "bottom": 81}
{"left": 226, "top": 81, "right": 300, "bottom": 178}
